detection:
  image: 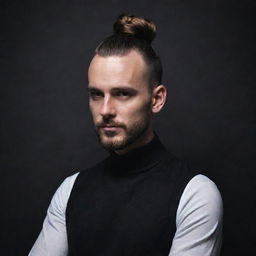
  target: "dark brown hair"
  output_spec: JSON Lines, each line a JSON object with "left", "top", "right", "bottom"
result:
{"left": 95, "top": 14, "right": 162, "bottom": 88}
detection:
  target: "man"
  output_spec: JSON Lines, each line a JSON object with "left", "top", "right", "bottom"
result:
{"left": 29, "top": 14, "right": 223, "bottom": 255}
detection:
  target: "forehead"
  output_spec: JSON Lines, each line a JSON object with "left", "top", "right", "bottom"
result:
{"left": 88, "top": 50, "right": 149, "bottom": 90}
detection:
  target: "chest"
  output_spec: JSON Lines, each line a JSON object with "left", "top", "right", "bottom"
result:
{"left": 66, "top": 165, "right": 186, "bottom": 256}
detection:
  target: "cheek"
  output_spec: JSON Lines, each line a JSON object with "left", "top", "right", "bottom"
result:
{"left": 118, "top": 101, "right": 151, "bottom": 121}
{"left": 89, "top": 103, "right": 99, "bottom": 119}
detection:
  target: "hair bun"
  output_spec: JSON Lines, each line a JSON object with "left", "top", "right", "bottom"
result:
{"left": 113, "top": 14, "right": 156, "bottom": 44}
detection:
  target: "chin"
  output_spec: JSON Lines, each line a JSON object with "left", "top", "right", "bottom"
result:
{"left": 96, "top": 120, "right": 151, "bottom": 152}
{"left": 99, "top": 133, "right": 128, "bottom": 151}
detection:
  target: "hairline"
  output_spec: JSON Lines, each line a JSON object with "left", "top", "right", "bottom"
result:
{"left": 94, "top": 48, "right": 158, "bottom": 91}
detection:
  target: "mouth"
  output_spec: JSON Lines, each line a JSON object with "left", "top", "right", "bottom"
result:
{"left": 101, "top": 126, "right": 120, "bottom": 132}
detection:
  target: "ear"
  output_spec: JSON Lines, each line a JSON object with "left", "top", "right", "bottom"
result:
{"left": 151, "top": 85, "right": 167, "bottom": 113}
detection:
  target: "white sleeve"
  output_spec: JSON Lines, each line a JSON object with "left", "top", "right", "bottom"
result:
{"left": 28, "top": 172, "right": 79, "bottom": 256}
{"left": 169, "top": 174, "right": 223, "bottom": 256}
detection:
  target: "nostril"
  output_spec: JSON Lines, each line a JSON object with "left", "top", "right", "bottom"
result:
{"left": 102, "top": 114, "right": 115, "bottom": 123}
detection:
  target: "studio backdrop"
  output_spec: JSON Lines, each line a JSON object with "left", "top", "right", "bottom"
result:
{"left": 1, "top": 0, "right": 256, "bottom": 255}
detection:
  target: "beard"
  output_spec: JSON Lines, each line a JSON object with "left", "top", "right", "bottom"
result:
{"left": 95, "top": 106, "right": 152, "bottom": 152}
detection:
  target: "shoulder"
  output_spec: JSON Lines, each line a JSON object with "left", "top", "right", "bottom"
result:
{"left": 170, "top": 174, "right": 223, "bottom": 255}
{"left": 75, "top": 157, "right": 110, "bottom": 179}
{"left": 57, "top": 172, "right": 80, "bottom": 197}
{"left": 49, "top": 172, "right": 80, "bottom": 214}
{"left": 177, "top": 174, "right": 223, "bottom": 227}
{"left": 182, "top": 174, "right": 222, "bottom": 199}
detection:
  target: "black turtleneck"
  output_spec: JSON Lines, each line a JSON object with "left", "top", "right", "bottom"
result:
{"left": 66, "top": 133, "right": 197, "bottom": 256}
{"left": 107, "top": 133, "right": 171, "bottom": 175}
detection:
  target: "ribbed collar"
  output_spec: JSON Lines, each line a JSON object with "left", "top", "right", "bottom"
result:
{"left": 106, "top": 132, "right": 169, "bottom": 176}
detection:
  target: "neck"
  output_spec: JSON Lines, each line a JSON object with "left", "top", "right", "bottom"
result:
{"left": 107, "top": 131, "right": 169, "bottom": 176}
{"left": 114, "top": 127, "right": 154, "bottom": 155}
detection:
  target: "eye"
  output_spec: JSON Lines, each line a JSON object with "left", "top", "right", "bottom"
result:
{"left": 89, "top": 89, "right": 103, "bottom": 100}
{"left": 116, "top": 91, "right": 130, "bottom": 97}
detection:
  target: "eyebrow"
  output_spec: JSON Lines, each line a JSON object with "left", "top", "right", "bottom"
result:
{"left": 111, "top": 87, "right": 138, "bottom": 94}
{"left": 88, "top": 86, "right": 138, "bottom": 94}
{"left": 88, "top": 86, "right": 100, "bottom": 92}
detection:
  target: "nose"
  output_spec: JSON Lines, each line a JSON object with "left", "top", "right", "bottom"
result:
{"left": 100, "top": 95, "right": 116, "bottom": 119}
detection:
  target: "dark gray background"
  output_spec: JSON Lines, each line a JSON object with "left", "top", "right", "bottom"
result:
{"left": 1, "top": 0, "right": 255, "bottom": 255}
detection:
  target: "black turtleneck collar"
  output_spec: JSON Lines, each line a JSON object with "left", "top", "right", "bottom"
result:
{"left": 105, "top": 132, "right": 170, "bottom": 175}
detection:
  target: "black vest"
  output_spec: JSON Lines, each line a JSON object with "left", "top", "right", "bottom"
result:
{"left": 66, "top": 134, "right": 197, "bottom": 256}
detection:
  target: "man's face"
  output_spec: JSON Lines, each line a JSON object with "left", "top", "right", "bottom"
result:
{"left": 88, "top": 50, "right": 154, "bottom": 153}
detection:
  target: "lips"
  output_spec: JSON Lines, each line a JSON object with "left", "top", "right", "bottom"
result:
{"left": 97, "top": 123, "right": 124, "bottom": 132}
{"left": 102, "top": 126, "right": 119, "bottom": 131}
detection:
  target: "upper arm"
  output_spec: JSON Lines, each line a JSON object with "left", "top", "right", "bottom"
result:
{"left": 29, "top": 172, "right": 79, "bottom": 256}
{"left": 169, "top": 174, "right": 223, "bottom": 256}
